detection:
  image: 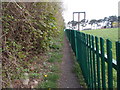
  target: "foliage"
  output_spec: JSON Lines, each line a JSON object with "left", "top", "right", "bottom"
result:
{"left": 80, "top": 19, "right": 88, "bottom": 29}
{"left": 38, "top": 80, "right": 57, "bottom": 88}
{"left": 2, "top": 2, "right": 64, "bottom": 88}
{"left": 107, "top": 16, "right": 118, "bottom": 28}
{"left": 73, "top": 61, "right": 87, "bottom": 88}
{"left": 89, "top": 19, "right": 97, "bottom": 26}
{"left": 88, "top": 16, "right": 118, "bottom": 28}
{"left": 37, "top": 31, "right": 64, "bottom": 88}
{"left": 38, "top": 73, "right": 59, "bottom": 88}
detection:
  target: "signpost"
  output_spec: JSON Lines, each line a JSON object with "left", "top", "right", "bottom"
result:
{"left": 73, "top": 12, "right": 86, "bottom": 31}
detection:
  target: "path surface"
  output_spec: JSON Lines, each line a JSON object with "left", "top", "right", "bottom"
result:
{"left": 58, "top": 36, "right": 81, "bottom": 88}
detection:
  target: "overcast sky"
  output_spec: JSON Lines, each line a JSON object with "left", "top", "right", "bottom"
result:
{"left": 62, "top": 0, "right": 119, "bottom": 23}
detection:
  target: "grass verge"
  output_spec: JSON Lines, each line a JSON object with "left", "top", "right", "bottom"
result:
{"left": 37, "top": 31, "right": 64, "bottom": 88}
{"left": 73, "top": 58, "right": 87, "bottom": 88}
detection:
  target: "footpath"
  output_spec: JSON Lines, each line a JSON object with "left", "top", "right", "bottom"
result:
{"left": 58, "top": 36, "right": 81, "bottom": 88}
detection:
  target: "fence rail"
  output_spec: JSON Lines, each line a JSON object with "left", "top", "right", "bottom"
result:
{"left": 65, "top": 29, "right": 120, "bottom": 89}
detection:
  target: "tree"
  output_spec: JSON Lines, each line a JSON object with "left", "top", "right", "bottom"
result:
{"left": 103, "top": 17, "right": 109, "bottom": 27}
{"left": 97, "top": 19, "right": 103, "bottom": 28}
{"left": 80, "top": 19, "right": 88, "bottom": 30}
{"left": 89, "top": 19, "right": 97, "bottom": 29}
{"left": 67, "top": 20, "right": 78, "bottom": 29}
{"left": 107, "top": 16, "right": 118, "bottom": 28}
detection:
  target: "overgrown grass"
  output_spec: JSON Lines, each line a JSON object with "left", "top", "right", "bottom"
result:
{"left": 38, "top": 73, "right": 59, "bottom": 88}
{"left": 37, "top": 31, "right": 64, "bottom": 88}
{"left": 50, "top": 65, "right": 59, "bottom": 73}
{"left": 73, "top": 61, "right": 87, "bottom": 88}
{"left": 70, "top": 47, "right": 87, "bottom": 88}
{"left": 38, "top": 81, "right": 57, "bottom": 88}
{"left": 48, "top": 52, "right": 62, "bottom": 63}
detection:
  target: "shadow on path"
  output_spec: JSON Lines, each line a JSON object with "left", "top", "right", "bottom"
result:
{"left": 58, "top": 35, "right": 81, "bottom": 88}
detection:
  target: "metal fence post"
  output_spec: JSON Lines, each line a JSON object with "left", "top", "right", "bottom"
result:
{"left": 116, "top": 41, "right": 120, "bottom": 89}
{"left": 86, "top": 34, "right": 90, "bottom": 87}
{"left": 95, "top": 36, "right": 100, "bottom": 88}
{"left": 100, "top": 38, "right": 106, "bottom": 88}
{"left": 92, "top": 36, "right": 96, "bottom": 88}
{"left": 89, "top": 35, "right": 93, "bottom": 88}
{"left": 74, "top": 31, "right": 78, "bottom": 60}
{"left": 106, "top": 39, "right": 113, "bottom": 89}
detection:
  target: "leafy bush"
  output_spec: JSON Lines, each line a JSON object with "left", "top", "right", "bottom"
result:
{"left": 2, "top": 2, "right": 64, "bottom": 88}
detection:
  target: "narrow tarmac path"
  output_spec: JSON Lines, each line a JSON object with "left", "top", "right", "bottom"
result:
{"left": 58, "top": 36, "right": 81, "bottom": 88}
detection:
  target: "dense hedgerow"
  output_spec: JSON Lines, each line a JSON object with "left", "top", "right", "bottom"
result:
{"left": 2, "top": 2, "right": 64, "bottom": 88}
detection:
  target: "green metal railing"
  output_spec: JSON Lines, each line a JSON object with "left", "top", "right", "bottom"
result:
{"left": 65, "top": 29, "right": 120, "bottom": 89}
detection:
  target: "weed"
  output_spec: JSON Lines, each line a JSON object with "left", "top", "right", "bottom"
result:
{"left": 73, "top": 61, "right": 87, "bottom": 88}
{"left": 50, "top": 65, "right": 59, "bottom": 73}
{"left": 37, "top": 30, "right": 63, "bottom": 88}
{"left": 48, "top": 56, "right": 56, "bottom": 63}
{"left": 38, "top": 81, "right": 57, "bottom": 88}
{"left": 29, "top": 73, "right": 42, "bottom": 78}
{"left": 48, "top": 52, "right": 62, "bottom": 63}
{"left": 46, "top": 73, "right": 59, "bottom": 82}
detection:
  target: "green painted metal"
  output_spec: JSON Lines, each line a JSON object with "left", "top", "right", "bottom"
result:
{"left": 89, "top": 35, "right": 94, "bottom": 88}
{"left": 95, "top": 36, "right": 100, "bottom": 88}
{"left": 100, "top": 38, "right": 106, "bottom": 88}
{"left": 86, "top": 34, "right": 91, "bottom": 87}
{"left": 92, "top": 36, "right": 96, "bottom": 88}
{"left": 106, "top": 39, "right": 113, "bottom": 89}
{"left": 74, "top": 31, "right": 78, "bottom": 60}
{"left": 65, "top": 29, "right": 118, "bottom": 89}
{"left": 116, "top": 42, "right": 120, "bottom": 90}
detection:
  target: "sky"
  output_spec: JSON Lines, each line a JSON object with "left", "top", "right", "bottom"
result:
{"left": 62, "top": 0, "right": 120, "bottom": 23}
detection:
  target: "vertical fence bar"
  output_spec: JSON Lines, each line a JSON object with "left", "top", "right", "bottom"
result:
{"left": 72, "top": 30, "right": 74, "bottom": 52}
{"left": 88, "top": 35, "right": 91, "bottom": 88}
{"left": 95, "top": 36, "right": 100, "bottom": 89}
{"left": 92, "top": 36, "right": 96, "bottom": 88}
{"left": 81, "top": 33, "right": 84, "bottom": 71}
{"left": 74, "top": 31, "right": 78, "bottom": 60}
{"left": 79, "top": 32, "right": 82, "bottom": 64}
{"left": 73, "top": 31, "right": 76, "bottom": 54}
{"left": 83, "top": 33, "right": 88, "bottom": 84}
{"left": 89, "top": 35, "right": 93, "bottom": 88}
{"left": 72, "top": 30, "right": 74, "bottom": 51}
{"left": 68, "top": 30, "right": 70, "bottom": 41}
{"left": 68, "top": 30, "right": 70, "bottom": 42}
{"left": 116, "top": 41, "right": 120, "bottom": 89}
{"left": 73, "top": 30, "right": 75, "bottom": 53}
{"left": 86, "top": 34, "right": 90, "bottom": 88}
{"left": 77, "top": 32, "right": 81, "bottom": 63}
{"left": 100, "top": 38, "right": 106, "bottom": 88}
{"left": 106, "top": 39, "right": 113, "bottom": 89}
{"left": 86, "top": 34, "right": 89, "bottom": 86}
{"left": 85, "top": 34, "right": 89, "bottom": 85}
{"left": 78, "top": 32, "right": 82, "bottom": 64}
